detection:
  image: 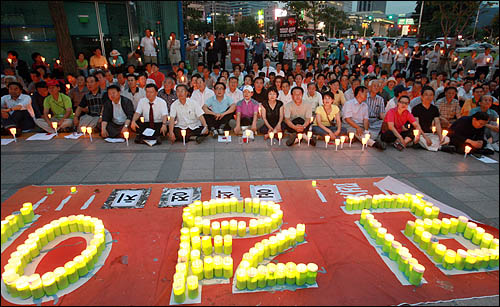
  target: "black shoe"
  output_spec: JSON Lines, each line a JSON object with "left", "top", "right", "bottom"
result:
{"left": 440, "top": 145, "right": 456, "bottom": 153}
{"left": 393, "top": 142, "right": 404, "bottom": 151}
{"left": 475, "top": 148, "right": 494, "bottom": 156}
{"left": 134, "top": 137, "right": 143, "bottom": 144}
{"left": 286, "top": 133, "right": 296, "bottom": 146}
{"left": 412, "top": 142, "right": 423, "bottom": 149}
{"left": 309, "top": 136, "right": 316, "bottom": 147}
{"left": 196, "top": 135, "right": 206, "bottom": 144}
{"left": 156, "top": 136, "right": 162, "bottom": 145}
{"left": 373, "top": 140, "right": 387, "bottom": 151}
{"left": 211, "top": 128, "right": 218, "bottom": 139}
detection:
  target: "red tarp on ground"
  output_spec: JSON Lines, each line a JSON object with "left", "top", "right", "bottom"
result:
{"left": 1, "top": 178, "right": 498, "bottom": 306}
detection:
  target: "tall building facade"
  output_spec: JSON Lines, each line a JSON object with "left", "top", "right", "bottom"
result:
{"left": 357, "top": 1, "right": 386, "bottom": 14}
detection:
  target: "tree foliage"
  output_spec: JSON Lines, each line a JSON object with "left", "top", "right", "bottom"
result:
{"left": 283, "top": 1, "right": 310, "bottom": 32}
{"left": 235, "top": 16, "right": 260, "bottom": 36}
{"left": 318, "top": 6, "right": 349, "bottom": 38}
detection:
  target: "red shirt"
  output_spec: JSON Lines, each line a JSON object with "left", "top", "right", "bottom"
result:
{"left": 150, "top": 71, "right": 165, "bottom": 88}
{"left": 383, "top": 107, "right": 416, "bottom": 133}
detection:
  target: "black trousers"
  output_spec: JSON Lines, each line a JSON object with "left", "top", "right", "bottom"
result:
{"left": 450, "top": 136, "right": 485, "bottom": 154}
{"left": 475, "top": 66, "right": 489, "bottom": 79}
{"left": 380, "top": 129, "right": 414, "bottom": 143}
{"left": 105, "top": 121, "right": 125, "bottom": 138}
{"left": 254, "top": 53, "right": 264, "bottom": 69}
{"left": 282, "top": 117, "right": 311, "bottom": 133}
{"left": 203, "top": 113, "right": 233, "bottom": 130}
{"left": 135, "top": 122, "right": 164, "bottom": 142}
{"left": 173, "top": 126, "right": 203, "bottom": 142}
{"left": 1, "top": 110, "right": 35, "bottom": 133}
{"left": 278, "top": 52, "right": 284, "bottom": 64}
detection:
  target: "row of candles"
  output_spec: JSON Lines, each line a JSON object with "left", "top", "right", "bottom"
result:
{"left": 1, "top": 202, "right": 34, "bottom": 244}
{"left": 403, "top": 217, "right": 499, "bottom": 270}
{"left": 2, "top": 215, "right": 106, "bottom": 299}
{"left": 346, "top": 193, "right": 441, "bottom": 220}
{"left": 360, "top": 210, "right": 425, "bottom": 286}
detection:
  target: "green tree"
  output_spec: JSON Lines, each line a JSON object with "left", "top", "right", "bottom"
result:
{"left": 235, "top": 16, "right": 260, "bottom": 36}
{"left": 304, "top": 1, "right": 321, "bottom": 35}
{"left": 319, "top": 6, "right": 348, "bottom": 38}
{"left": 283, "top": 1, "right": 310, "bottom": 32}
{"left": 214, "top": 14, "right": 234, "bottom": 34}
{"left": 182, "top": 1, "right": 204, "bottom": 35}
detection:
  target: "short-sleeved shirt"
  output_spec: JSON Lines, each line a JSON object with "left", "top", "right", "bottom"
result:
{"left": 366, "top": 94, "right": 385, "bottom": 119}
{"left": 383, "top": 107, "right": 416, "bottom": 133}
{"left": 1, "top": 94, "right": 34, "bottom": 117}
{"left": 76, "top": 59, "right": 88, "bottom": 69}
{"left": 122, "top": 87, "right": 146, "bottom": 110}
{"left": 79, "top": 89, "right": 107, "bottom": 117}
{"left": 225, "top": 88, "right": 243, "bottom": 105}
{"left": 157, "top": 89, "right": 177, "bottom": 112}
{"left": 89, "top": 55, "right": 108, "bottom": 68}
{"left": 343, "top": 98, "right": 369, "bottom": 124}
{"left": 436, "top": 97, "right": 461, "bottom": 121}
{"left": 43, "top": 93, "right": 74, "bottom": 118}
{"left": 411, "top": 103, "right": 440, "bottom": 133}
{"left": 252, "top": 88, "right": 268, "bottom": 104}
{"left": 170, "top": 98, "right": 204, "bottom": 130}
{"left": 315, "top": 105, "right": 340, "bottom": 126}
{"left": 204, "top": 95, "right": 234, "bottom": 114}
{"left": 236, "top": 99, "right": 260, "bottom": 119}
{"left": 469, "top": 107, "right": 499, "bottom": 121}
{"left": 261, "top": 100, "right": 283, "bottom": 127}
{"left": 140, "top": 36, "right": 158, "bottom": 57}
{"left": 303, "top": 92, "right": 323, "bottom": 113}
{"left": 135, "top": 96, "right": 168, "bottom": 123}
{"left": 191, "top": 88, "right": 215, "bottom": 107}
{"left": 284, "top": 101, "right": 312, "bottom": 120}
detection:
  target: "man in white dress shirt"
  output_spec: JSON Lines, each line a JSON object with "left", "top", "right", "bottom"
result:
{"left": 140, "top": 29, "right": 158, "bottom": 64}
{"left": 278, "top": 80, "right": 293, "bottom": 105}
{"left": 130, "top": 84, "right": 168, "bottom": 145}
{"left": 260, "top": 58, "right": 276, "bottom": 78}
{"left": 190, "top": 77, "right": 215, "bottom": 107}
{"left": 168, "top": 84, "right": 209, "bottom": 144}
{"left": 226, "top": 77, "right": 244, "bottom": 104}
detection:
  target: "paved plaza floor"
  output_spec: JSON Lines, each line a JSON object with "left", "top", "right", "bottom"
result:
{"left": 1, "top": 135, "right": 499, "bottom": 306}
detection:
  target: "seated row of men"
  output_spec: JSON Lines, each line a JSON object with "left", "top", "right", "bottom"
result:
{"left": 1, "top": 74, "right": 498, "bottom": 154}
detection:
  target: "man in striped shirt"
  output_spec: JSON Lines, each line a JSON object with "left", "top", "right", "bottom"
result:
{"left": 365, "top": 79, "right": 386, "bottom": 143}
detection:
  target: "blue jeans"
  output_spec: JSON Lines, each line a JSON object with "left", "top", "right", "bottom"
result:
{"left": 312, "top": 125, "right": 346, "bottom": 136}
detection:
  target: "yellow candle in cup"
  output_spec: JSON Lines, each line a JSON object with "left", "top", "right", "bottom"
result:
{"left": 296, "top": 263, "right": 308, "bottom": 286}
{"left": 74, "top": 255, "right": 88, "bottom": 277}
{"left": 204, "top": 256, "right": 214, "bottom": 279}
{"left": 172, "top": 278, "right": 186, "bottom": 303}
{"left": 201, "top": 236, "right": 212, "bottom": 255}
{"left": 191, "top": 259, "right": 203, "bottom": 280}
{"left": 214, "top": 255, "right": 223, "bottom": 277}
{"left": 220, "top": 220, "right": 229, "bottom": 236}
{"left": 229, "top": 219, "right": 238, "bottom": 236}
{"left": 214, "top": 235, "right": 223, "bottom": 254}
{"left": 202, "top": 219, "right": 210, "bottom": 235}
{"left": 70, "top": 186, "right": 77, "bottom": 194}
{"left": 223, "top": 256, "right": 233, "bottom": 278}
{"left": 236, "top": 268, "right": 247, "bottom": 290}
{"left": 41, "top": 272, "right": 58, "bottom": 296}
{"left": 28, "top": 273, "right": 45, "bottom": 299}
{"left": 211, "top": 221, "right": 220, "bottom": 236}
{"left": 237, "top": 221, "right": 246, "bottom": 237}
{"left": 20, "top": 207, "right": 33, "bottom": 223}
{"left": 285, "top": 262, "right": 297, "bottom": 285}
{"left": 3, "top": 269, "right": 20, "bottom": 296}
{"left": 15, "top": 275, "right": 31, "bottom": 299}
{"left": 249, "top": 219, "right": 258, "bottom": 236}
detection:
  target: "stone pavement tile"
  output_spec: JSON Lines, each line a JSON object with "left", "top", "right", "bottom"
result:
{"left": 44, "top": 172, "right": 92, "bottom": 184}
{"left": 0, "top": 154, "right": 30, "bottom": 163}
{"left": 155, "top": 152, "right": 184, "bottom": 182}
{"left": 332, "top": 165, "right": 367, "bottom": 176}
{"left": 181, "top": 159, "right": 214, "bottom": 170}
{"left": 455, "top": 175, "right": 500, "bottom": 188}
{"left": 291, "top": 152, "right": 328, "bottom": 167}
{"left": 184, "top": 152, "right": 214, "bottom": 160}
{"left": 474, "top": 187, "right": 500, "bottom": 201}
{"left": 178, "top": 169, "right": 214, "bottom": 181}
{"left": 426, "top": 176, "right": 465, "bottom": 188}
{"left": 300, "top": 166, "right": 335, "bottom": 178}
{"left": 214, "top": 152, "right": 246, "bottom": 169}
{"left": 359, "top": 164, "right": 398, "bottom": 175}
{"left": 245, "top": 157, "right": 278, "bottom": 169}
{"left": 102, "top": 152, "right": 137, "bottom": 161}
{"left": 25, "top": 154, "right": 60, "bottom": 162}
{"left": 119, "top": 169, "right": 161, "bottom": 182}
{"left": 441, "top": 186, "right": 493, "bottom": 202}
{"left": 10, "top": 162, "right": 46, "bottom": 171}
{"left": 214, "top": 168, "right": 250, "bottom": 180}
{"left": 244, "top": 151, "right": 274, "bottom": 160}
{"left": 271, "top": 151, "right": 304, "bottom": 178}
{"left": 82, "top": 169, "right": 126, "bottom": 183}
{"left": 127, "top": 160, "right": 162, "bottom": 171}
{"left": 134, "top": 152, "right": 168, "bottom": 161}
{"left": 248, "top": 167, "right": 283, "bottom": 179}
{"left": 74, "top": 153, "right": 107, "bottom": 162}
{"left": 1, "top": 170, "right": 38, "bottom": 184}
{"left": 355, "top": 155, "right": 385, "bottom": 166}
{"left": 95, "top": 161, "right": 132, "bottom": 170}
{"left": 454, "top": 296, "right": 499, "bottom": 306}
{"left": 405, "top": 163, "right": 446, "bottom": 173}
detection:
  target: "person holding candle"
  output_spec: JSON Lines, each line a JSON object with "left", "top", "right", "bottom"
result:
{"left": 167, "top": 32, "right": 181, "bottom": 69}
{"left": 259, "top": 87, "right": 284, "bottom": 139}
{"left": 1, "top": 82, "right": 35, "bottom": 135}
{"left": 5, "top": 51, "right": 30, "bottom": 83}
{"left": 89, "top": 48, "right": 108, "bottom": 74}
{"left": 140, "top": 29, "right": 158, "bottom": 64}
{"left": 380, "top": 95, "right": 426, "bottom": 151}
{"left": 294, "top": 39, "right": 307, "bottom": 70}
{"left": 130, "top": 83, "right": 168, "bottom": 145}
{"left": 186, "top": 34, "right": 199, "bottom": 72}
{"left": 230, "top": 85, "right": 263, "bottom": 136}
{"left": 73, "top": 75, "right": 106, "bottom": 132}
{"left": 448, "top": 111, "right": 491, "bottom": 155}
{"left": 206, "top": 34, "right": 218, "bottom": 71}
{"left": 312, "top": 91, "right": 344, "bottom": 142}
{"left": 107, "top": 50, "right": 124, "bottom": 74}
{"left": 469, "top": 95, "right": 499, "bottom": 152}
{"left": 474, "top": 47, "right": 493, "bottom": 80}
{"left": 34, "top": 79, "right": 74, "bottom": 133}
{"left": 412, "top": 86, "right": 449, "bottom": 151}
{"left": 100, "top": 85, "right": 134, "bottom": 139}
{"left": 168, "top": 84, "right": 209, "bottom": 144}
{"left": 283, "top": 86, "right": 314, "bottom": 146}
{"left": 426, "top": 44, "right": 441, "bottom": 76}
{"left": 202, "top": 82, "right": 235, "bottom": 137}
{"left": 68, "top": 75, "right": 89, "bottom": 111}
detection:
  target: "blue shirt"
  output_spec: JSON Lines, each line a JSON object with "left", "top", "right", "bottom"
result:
{"left": 306, "top": 43, "right": 312, "bottom": 57}
{"left": 254, "top": 42, "right": 266, "bottom": 55}
{"left": 469, "top": 107, "right": 499, "bottom": 121}
{"left": 204, "top": 95, "right": 234, "bottom": 114}
{"left": 278, "top": 41, "right": 284, "bottom": 53}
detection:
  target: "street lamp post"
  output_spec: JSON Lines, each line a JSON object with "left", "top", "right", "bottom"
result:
{"left": 417, "top": 0, "right": 424, "bottom": 36}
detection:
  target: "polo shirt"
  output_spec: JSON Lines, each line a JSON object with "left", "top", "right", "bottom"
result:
{"left": 284, "top": 101, "right": 312, "bottom": 121}
{"left": 89, "top": 55, "right": 107, "bottom": 68}
{"left": 170, "top": 98, "right": 204, "bottom": 130}
{"left": 43, "top": 93, "right": 73, "bottom": 118}
{"left": 1, "top": 94, "right": 33, "bottom": 117}
{"left": 205, "top": 95, "right": 234, "bottom": 114}
{"left": 135, "top": 96, "right": 168, "bottom": 123}
{"left": 79, "top": 89, "right": 107, "bottom": 117}
{"left": 252, "top": 88, "right": 268, "bottom": 104}
{"left": 122, "top": 87, "right": 146, "bottom": 110}
{"left": 469, "top": 107, "right": 499, "bottom": 121}
{"left": 315, "top": 105, "right": 340, "bottom": 126}
{"left": 140, "top": 36, "right": 158, "bottom": 57}
{"left": 236, "top": 99, "right": 259, "bottom": 118}
{"left": 411, "top": 103, "right": 440, "bottom": 133}
{"left": 436, "top": 97, "right": 461, "bottom": 121}
{"left": 343, "top": 98, "right": 368, "bottom": 125}
{"left": 384, "top": 107, "right": 416, "bottom": 133}
{"left": 278, "top": 90, "right": 292, "bottom": 105}
{"left": 225, "top": 88, "right": 243, "bottom": 105}
{"left": 302, "top": 91, "right": 323, "bottom": 113}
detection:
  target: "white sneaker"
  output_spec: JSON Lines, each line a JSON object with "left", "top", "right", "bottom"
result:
{"left": 491, "top": 142, "right": 499, "bottom": 152}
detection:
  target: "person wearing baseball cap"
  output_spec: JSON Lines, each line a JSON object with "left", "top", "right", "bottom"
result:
{"left": 385, "top": 84, "right": 411, "bottom": 113}
{"left": 34, "top": 79, "right": 74, "bottom": 133}
{"left": 229, "top": 85, "right": 264, "bottom": 136}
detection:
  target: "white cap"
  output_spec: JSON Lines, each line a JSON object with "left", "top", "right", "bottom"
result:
{"left": 243, "top": 85, "right": 254, "bottom": 92}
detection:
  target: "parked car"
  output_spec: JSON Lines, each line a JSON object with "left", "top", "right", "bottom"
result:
{"left": 395, "top": 37, "right": 420, "bottom": 47}
{"left": 420, "top": 40, "right": 450, "bottom": 50}
{"left": 328, "top": 38, "right": 341, "bottom": 47}
{"left": 456, "top": 43, "right": 498, "bottom": 54}
{"left": 371, "top": 36, "right": 389, "bottom": 45}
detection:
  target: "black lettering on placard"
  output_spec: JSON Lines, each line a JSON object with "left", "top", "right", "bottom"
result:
{"left": 216, "top": 191, "right": 234, "bottom": 199}
{"left": 171, "top": 191, "right": 189, "bottom": 202}
{"left": 256, "top": 188, "right": 274, "bottom": 198}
